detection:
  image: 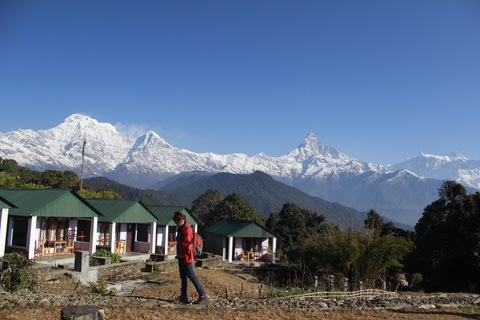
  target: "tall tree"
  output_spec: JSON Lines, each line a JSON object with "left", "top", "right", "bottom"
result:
{"left": 190, "top": 189, "right": 223, "bottom": 228}
{"left": 412, "top": 181, "right": 480, "bottom": 292}
{"left": 190, "top": 190, "right": 264, "bottom": 229}
{"left": 60, "top": 170, "right": 79, "bottom": 188}
{"left": 40, "top": 170, "right": 64, "bottom": 188}
{"left": 211, "top": 193, "right": 263, "bottom": 226}
{"left": 0, "top": 159, "right": 20, "bottom": 177}
{"left": 266, "top": 202, "right": 327, "bottom": 261}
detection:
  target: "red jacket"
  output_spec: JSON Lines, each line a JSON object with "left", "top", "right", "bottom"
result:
{"left": 177, "top": 221, "right": 195, "bottom": 264}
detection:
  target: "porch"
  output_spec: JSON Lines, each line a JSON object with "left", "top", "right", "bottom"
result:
{"left": 34, "top": 250, "right": 153, "bottom": 267}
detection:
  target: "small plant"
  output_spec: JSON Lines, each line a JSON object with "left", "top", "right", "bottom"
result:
{"left": 410, "top": 273, "right": 423, "bottom": 289}
{"left": 153, "top": 263, "right": 162, "bottom": 273}
{"left": 0, "top": 252, "right": 38, "bottom": 292}
{"left": 89, "top": 277, "right": 117, "bottom": 296}
{"left": 93, "top": 249, "right": 121, "bottom": 264}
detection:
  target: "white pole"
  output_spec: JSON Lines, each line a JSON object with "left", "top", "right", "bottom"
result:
{"left": 150, "top": 222, "right": 157, "bottom": 254}
{"left": 89, "top": 216, "right": 98, "bottom": 255}
{"left": 228, "top": 236, "right": 233, "bottom": 263}
{"left": 0, "top": 209, "right": 9, "bottom": 257}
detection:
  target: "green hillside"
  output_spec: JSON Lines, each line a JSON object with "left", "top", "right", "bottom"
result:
{"left": 86, "top": 171, "right": 367, "bottom": 228}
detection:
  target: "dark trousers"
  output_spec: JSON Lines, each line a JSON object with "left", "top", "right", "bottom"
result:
{"left": 178, "top": 258, "right": 205, "bottom": 297}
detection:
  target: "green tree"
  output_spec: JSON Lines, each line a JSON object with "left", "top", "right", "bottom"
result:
{"left": 211, "top": 193, "right": 264, "bottom": 227}
{"left": 412, "top": 181, "right": 480, "bottom": 292}
{"left": 266, "top": 203, "right": 327, "bottom": 262}
{"left": 364, "top": 209, "right": 412, "bottom": 239}
{"left": 190, "top": 189, "right": 223, "bottom": 228}
{"left": 0, "top": 172, "right": 17, "bottom": 189}
{"left": 77, "top": 188, "right": 122, "bottom": 199}
{"left": 18, "top": 167, "right": 34, "bottom": 185}
{"left": 40, "top": 170, "right": 64, "bottom": 188}
{"left": 300, "top": 227, "right": 413, "bottom": 286}
{"left": 0, "top": 159, "right": 20, "bottom": 177}
{"left": 60, "top": 170, "right": 79, "bottom": 188}
{"left": 364, "top": 209, "right": 384, "bottom": 231}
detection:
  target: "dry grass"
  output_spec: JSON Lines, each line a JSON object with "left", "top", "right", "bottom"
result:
{"left": 1, "top": 268, "right": 479, "bottom": 319}
{"left": 1, "top": 306, "right": 480, "bottom": 320}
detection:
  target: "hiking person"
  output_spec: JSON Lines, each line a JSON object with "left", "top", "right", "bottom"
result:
{"left": 172, "top": 211, "right": 209, "bottom": 304}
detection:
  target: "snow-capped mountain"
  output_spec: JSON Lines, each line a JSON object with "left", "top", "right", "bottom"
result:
{"left": 387, "top": 152, "right": 480, "bottom": 190}
{"left": 1, "top": 114, "right": 478, "bottom": 226}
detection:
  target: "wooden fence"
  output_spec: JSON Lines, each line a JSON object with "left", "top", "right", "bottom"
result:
{"left": 282, "top": 289, "right": 397, "bottom": 300}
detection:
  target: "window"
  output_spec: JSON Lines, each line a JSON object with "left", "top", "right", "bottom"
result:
{"left": 98, "top": 224, "right": 110, "bottom": 246}
{"left": 40, "top": 218, "right": 68, "bottom": 242}
{"left": 136, "top": 224, "right": 149, "bottom": 242}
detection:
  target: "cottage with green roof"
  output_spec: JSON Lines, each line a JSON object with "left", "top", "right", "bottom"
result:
{"left": 204, "top": 218, "right": 277, "bottom": 263}
{"left": 147, "top": 205, "right": 198, "bottom": 256}
{"left": 0, "top": 189, "right": 102, "bottom": 259}
{"left": 86, "top": 199, "right": 159, "bottom": 254}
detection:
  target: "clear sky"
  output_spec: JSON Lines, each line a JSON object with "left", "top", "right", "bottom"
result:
{"left": 1, "top": 0, "right": 479, "bottom": 165}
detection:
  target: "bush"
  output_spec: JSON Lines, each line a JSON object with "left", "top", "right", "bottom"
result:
{"left": 410, "top": 273, "right": 423, "bottom": 289}
{"left": 0, "top": 252, "right": 38, "bottom": 292}
{"left": 93, "top": 249, "right": 121, "bottom": 264}
{"left": 89, "top": 277, "right": 117, "bottom": 295}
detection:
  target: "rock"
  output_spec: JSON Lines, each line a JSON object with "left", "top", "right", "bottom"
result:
{"left": 61, "top": 305, "right": 105, "bottom": 320}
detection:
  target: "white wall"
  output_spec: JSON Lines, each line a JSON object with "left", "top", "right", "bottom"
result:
{"left": 234, "top": 237, "right": 243, "bottom": 260}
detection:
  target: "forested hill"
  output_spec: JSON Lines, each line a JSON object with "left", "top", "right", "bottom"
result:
{"left": 86, "top": 171, "right": 371, "bottom": 228}
{"left": 83, "top": 177, "right": 196, "bottom": 207}
{"left": 160, "top": 170, "right": 368, "bottom": 228}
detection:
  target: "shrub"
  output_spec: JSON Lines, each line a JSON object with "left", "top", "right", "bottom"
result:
{"left": 93, "top": 249, "right": 121, "bottom": 264}
{"left": 0, "top": 252, "right": 38, "bottom": 292}
{"left": 89, "top": 277, "right": 117, "bottom": 295}
{"left": 410, "top": 273, "right": 423, "bottom": 289}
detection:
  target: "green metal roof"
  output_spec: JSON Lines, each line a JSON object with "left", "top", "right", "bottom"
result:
{"left": 147, "top": 205, "right": 197, "bottom": 226}
{"left": 0, "top": 189, "right": 101, "bottom": 218}
{"left": 205, "top": 218, "right": 277, "bottom": 238}
{"left": 87, "top": 199, "right": 158, "bottom": 224}
{"left": 0, "top": 195, "right": 17, "bottom": 209}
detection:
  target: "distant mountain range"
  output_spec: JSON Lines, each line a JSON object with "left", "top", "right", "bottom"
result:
{"left": 1, "top": 114, "right": 479, "bottom": 226}
{"left": 84, "top": 172, "right": 413, "bottom": 231}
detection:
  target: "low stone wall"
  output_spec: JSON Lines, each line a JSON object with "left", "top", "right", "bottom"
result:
{"left": 145, "top": 259, "right": 178, "bottom": 273}
{"left": 91, "top": 256, "right": 111, "bottom": 266}
{"left": 196, "top": 255, "right": 223, "bottom": 269}
{"left": 96, "top": 260, "right": 144, "bottom": 281}
{"left": 146, "top": 253, "right": 223, "bottom": 272}
{"left": 0, "top": 290, "right": 479, "bottom": 311}
{"left": 31, "top": 264, "right": 53, "bottom": 282}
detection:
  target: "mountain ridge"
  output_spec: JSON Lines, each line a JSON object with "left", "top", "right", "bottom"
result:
{"left": 1, "top": 113, "right": 479, "bottom": 225}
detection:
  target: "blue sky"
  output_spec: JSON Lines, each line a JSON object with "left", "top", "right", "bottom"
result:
{"left": 1, "top": 0, "right": 479, "bottom": 165}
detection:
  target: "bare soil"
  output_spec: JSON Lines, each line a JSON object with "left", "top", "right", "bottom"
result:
{"left": 0, "top": 269, "right": 479, "bottom": 320}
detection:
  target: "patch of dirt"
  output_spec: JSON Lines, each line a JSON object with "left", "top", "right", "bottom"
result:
{"left": 2, "top": 269, "right": 479, "bottom": 320}
{"left": 1, "top": 306, "right": 479, "bottom": 320}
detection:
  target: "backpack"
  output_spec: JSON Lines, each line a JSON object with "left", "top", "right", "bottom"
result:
{"left": 189, "top": 229, "right": 203, "bottom": 257}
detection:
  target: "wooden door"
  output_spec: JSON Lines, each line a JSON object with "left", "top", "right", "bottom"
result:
{"left": 126, "top": 223, "right": 135, "bottom": 253}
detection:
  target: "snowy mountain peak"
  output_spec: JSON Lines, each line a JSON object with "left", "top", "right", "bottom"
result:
{"left": 388, "top": 151, "right": 479, "bottom": 189}
{"left": 448, "top": 151, "right": 467, "bottom": 161}
{"left": 296, "top": 133, "right": 340, "bottom": 159}
{"left": 0, "top": 114, "right": 479, "bottom": 226}
{"left": 57, "top": 114, "right": 120, "bottom": 138}
{"left": 133, "top": 131, "right": 172, "bottom": 150}
{"left": 298, "top": 133, "right": 320, "bottom": 150}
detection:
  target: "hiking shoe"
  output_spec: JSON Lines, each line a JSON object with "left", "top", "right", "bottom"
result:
{"left": 194, "top": 294, "right": 209, "bottom": 304}
{"left": 173, "top": 295, "right": 189, "bottom": 303}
